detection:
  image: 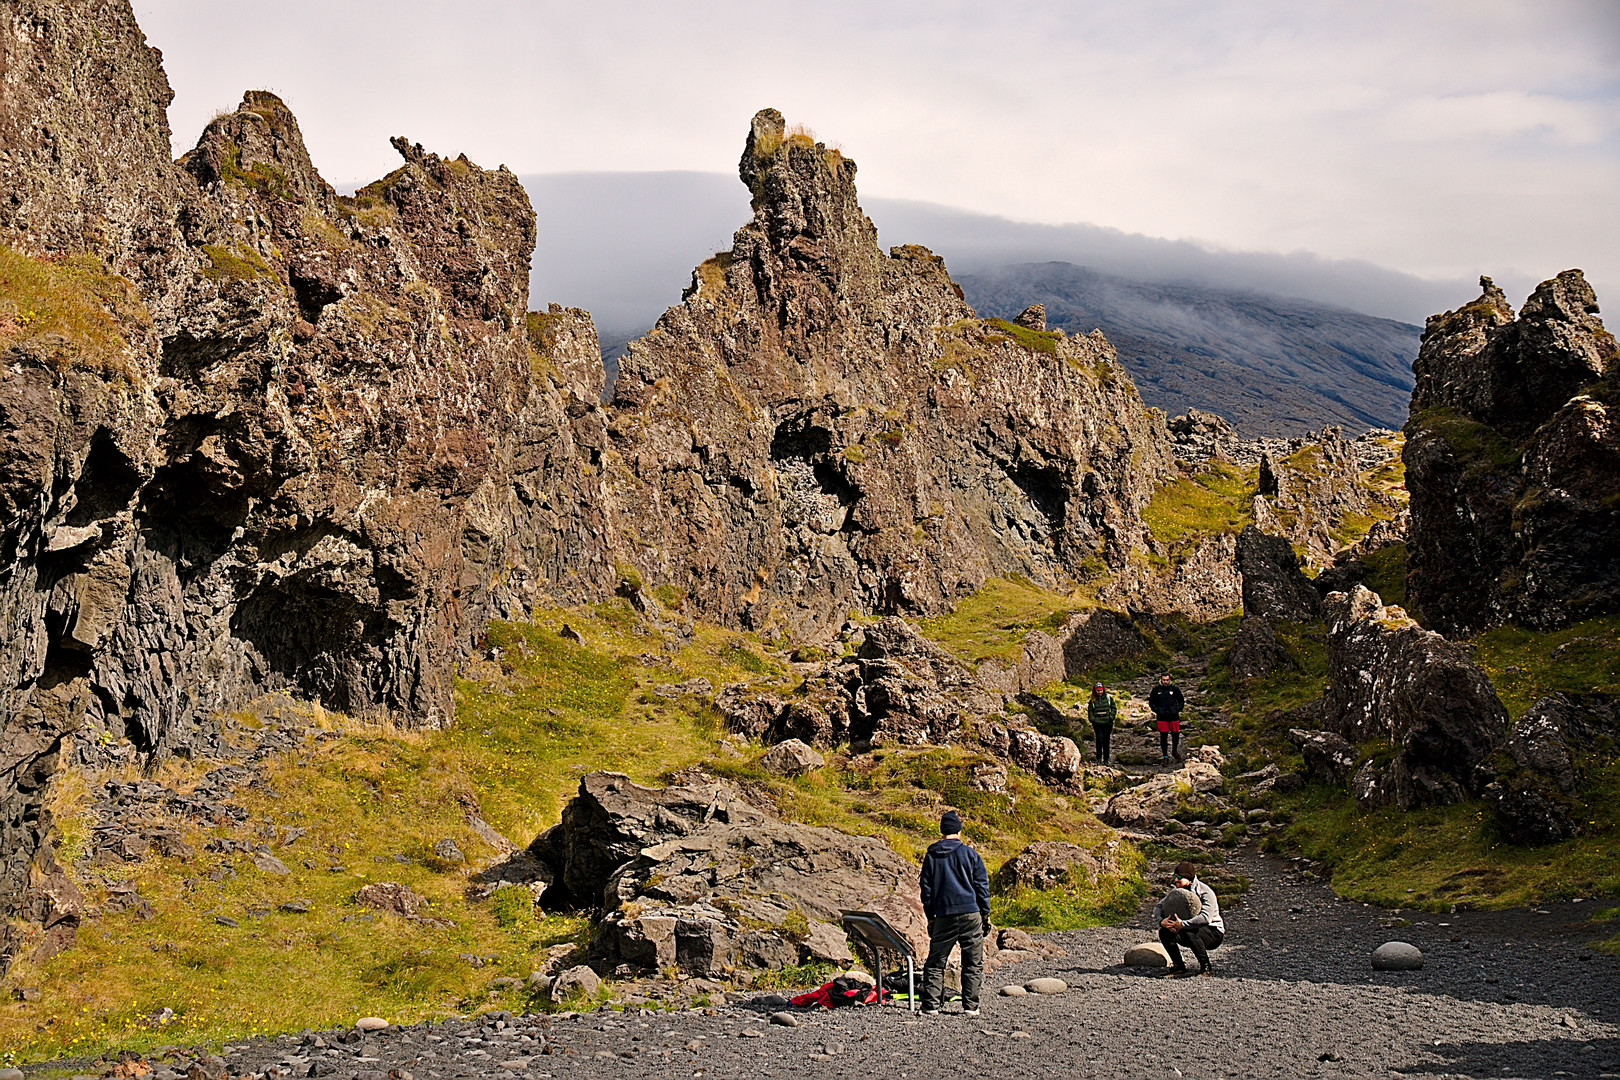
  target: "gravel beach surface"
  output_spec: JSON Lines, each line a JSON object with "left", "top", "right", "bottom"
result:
{"left": 81, "top": 851, "right": 1620, "bottom": 1080}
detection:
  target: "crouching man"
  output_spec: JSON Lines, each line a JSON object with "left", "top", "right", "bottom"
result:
{"left": 1155, "top": 860, "right": 1224, "bottom": 976}
{"left": 919, "top": 809, "right": 991, "bottom": 1016}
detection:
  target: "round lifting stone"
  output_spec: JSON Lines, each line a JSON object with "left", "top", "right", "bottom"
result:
{"left": 998, "top": 984, "right": 1027, "bottom": 996}
{"left": 1025, "top": 977, "right": 1067, "bottom": 994}
{"left": 1124, "top": 942, "right": 1171, "bottom": 967}
{"left": 1371, "top": 941, "right": 1424, "bottom": 971}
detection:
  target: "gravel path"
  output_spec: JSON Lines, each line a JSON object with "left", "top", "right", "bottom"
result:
{"left": 115, "top": 851, "right": 1619, "bottom": 1080}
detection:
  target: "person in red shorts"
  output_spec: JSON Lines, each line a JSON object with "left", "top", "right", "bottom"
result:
{"left": 1147, "top": 672, "right": 1185, "bottom": 764}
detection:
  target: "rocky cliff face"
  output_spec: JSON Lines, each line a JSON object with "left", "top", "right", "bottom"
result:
{"left": 1403, "top": 272, "right": 1618, "bottom": 635}
{"left": 600, "top": 109, "right": 1175, "bottom": 642}
{"left": 0, "top": 0, "right": 617, "bottom": 937}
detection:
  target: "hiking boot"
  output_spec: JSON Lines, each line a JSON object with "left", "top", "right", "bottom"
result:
{"left": 961, "top": 1008, "right": 980, "bottom": 1017}
{"left": 1158, "top": 966, "right": 1187, "bottom": 978}
{"left": 1162, "top": 756, "right": 1171, "bottom": 765}
{"left": 1198, "top": 966, "right": 1214, "bottom": 977}
{"left": 921, "top": 1009, "right": 940, "bottom": 1016}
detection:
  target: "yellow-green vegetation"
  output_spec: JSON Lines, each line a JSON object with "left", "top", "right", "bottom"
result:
{"left": 219, "top": 144, "right": 294, "bottom": 201}
{"left": 0, "top": 244, "right": 146, "bottom": 376}
{"left": 1471, "top": 612, "right": 1620, "bottom": 720}
{"left": 982, "top": 318, "right": 1061, "bottom": 357}
{"left": 1203, "top": 617, "right": 1326, "bottom": 771}
{"left": 1242, "top": 613, "right": 1620, "bottom": 910}
{"left": 1283, "top": 761, "right": 1620, "bottom": 910}
{"left": 1360, "top": 542, "right": 1407, "bottom": 607}
{"left": 1406, "top": 406, "right": 1524, "bottom": 473}
{"left": 917, "top": 575, "right": 1080, "bottom": 669}
{"left": 693, "top": 251, "right": 733, "bottom": 300}
{"left": 1142, "top": 461, "right": 1255, "bottom": 552}
{"left": 201, "top": 243, "right": 273, "bottom": 283}
{"left": 7, "top": 597, "right": 1135, "bottom": 1063}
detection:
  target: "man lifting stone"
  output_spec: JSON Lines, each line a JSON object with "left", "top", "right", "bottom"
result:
{"left": 1153, "top": 860, "right": 1224, "bottom": 976}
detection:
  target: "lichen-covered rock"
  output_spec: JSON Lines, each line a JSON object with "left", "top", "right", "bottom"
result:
{"left": 1228, "top": 615, "right": 1294, "bottom": 680}
{"left": 1404, "top": 272, "right": 1618, "bottom": 636}
{"left": 1101, "top": 761, "right": 1224, "bottom": 827}
{"left": 1322, "top": 586, "right": 1507, "bottom": 809}
{"left": 1288, "top": 729, "right": 1359, "bottom": 786}
{"left": 1505, "top": 693, "right": 1620, "bottom": 794}
{"left": 1237, "top": 525, "right": 1321, "bottom": 620}
{"left": 759, "top": 738, "right": 825, "bottom": 777}
{"left": 994, "top": 841, "right": 1106, "bottom": 891}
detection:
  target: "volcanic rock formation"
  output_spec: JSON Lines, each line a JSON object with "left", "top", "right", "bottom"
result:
{"left": 1403, "top": 272, "right": 1618, "bottom": 635}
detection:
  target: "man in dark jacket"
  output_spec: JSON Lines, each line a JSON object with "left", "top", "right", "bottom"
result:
{"left": 1148, "top": 673, "right": 1186, "bottom": 764}
{"left": 918, "top": 809, "right": 990, "bottom": 1016}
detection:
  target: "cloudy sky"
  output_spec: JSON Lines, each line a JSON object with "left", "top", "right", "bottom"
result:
{"left": 134, "top": 0, "right": 1620, "bottom": 311}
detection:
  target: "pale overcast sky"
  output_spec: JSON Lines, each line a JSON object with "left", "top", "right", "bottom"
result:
{"left": 133, "top": 0, "right": 1620, "bottom": 302}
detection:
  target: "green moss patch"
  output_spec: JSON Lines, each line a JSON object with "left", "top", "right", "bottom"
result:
{"left": 982, "top": 318, "right": 1061, "bottom": 357}
{"left": 1142, "top": 461, "right": 1256, "bottom": 552}
{"left": 1472, "top": 612, "right": 1620, "bottom": 721}
{"left": 917, "top": 575, "right": 1080, "bottom": 669}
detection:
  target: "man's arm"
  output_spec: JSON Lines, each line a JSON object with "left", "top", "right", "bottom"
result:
{"left": 971, "top": 849, "right": 991, "bottom": 914}
{"left": 919, "top": 863, "right": 933, "bottom": 914}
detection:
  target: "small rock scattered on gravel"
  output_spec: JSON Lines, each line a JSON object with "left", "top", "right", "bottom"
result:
{"left": 356, "top": 1016, "right": 389, "bottom": 1031}
{"left": 1371, "top": 941, "right": 1424, "bottom": 970}
{"left": 770, "top": 1011, "right": 801, "bottom": 1026}
{"left": 998, "top": 985, "right": 1027, "bottom": 996}
{"left": 1025, "top": 977, "right": 1067, "bottom": 994}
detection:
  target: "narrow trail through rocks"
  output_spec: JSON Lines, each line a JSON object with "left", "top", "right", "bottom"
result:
{"left": 98, "top": 853, "right": 1620, "bottom": 1080}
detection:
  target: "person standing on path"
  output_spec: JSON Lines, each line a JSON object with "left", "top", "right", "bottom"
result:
{"left": 918, "top": 809, "right": 990, "bottom": 1017}
{"left": 1085, "top": 682, "right": 1117, "bottom": 764}
{"left": 1154, "top": 860, "right": 1224, "bottom": 975}
{"left": 1148, "top": 672, "right": 1185, "bottom": 764}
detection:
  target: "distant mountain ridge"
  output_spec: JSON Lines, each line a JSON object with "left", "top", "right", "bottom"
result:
{"left": 958, "top": 262, "right": 1420, "bottom": 435}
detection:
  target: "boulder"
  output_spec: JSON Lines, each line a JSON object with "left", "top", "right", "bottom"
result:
{"left": 1483, "top": 782, "right": 1579, "bottom": 846}
{"left": 1025, "top": 977, "right": 1067, "bottom": 994}
{"left": 1237, "top": 525, "right": 1321, "bottom": 621}
{"left": 355, "top": 882, "right": 426, "bottom": 918}
{"left": 548, "top": 965, "right": 601, "bottom": 1002}
{"left": 759, "top": 739, "right": 825, "bottom": 777}
{"left": 1228, "top": 615, "right": 1294, "bottom": 681}
{"left": 977, "top": 721, "right": 1083, "bottom": 789}
{"left": 1351, "top": 759, "right": 1390, "bottom": 811}
{"left": 1102, "top": 761, "right": 1225, "bottom": 828}
{"left": 1189, "top": 744, "right": 1226, "bottom": 768}
{"left": 549, "top": 772, "right": 916, "bottom": 976}
{"left": 433, "top": 838, "right": 466, "bottom": 864}
{"left": 1506, "top": 693, "right": 1620, "bottom": 794}
{"left": 1323, "top": 586, "right": 1508, "bottom": 809}
{"left": 1288, "top": 729, "right": 1359, "bottom": 786}
{"left": 250, "top": 851, "right": 291, "bottom": 876}
{"left": 1371, "top": 942, "right": 1424, "bottom": 971}
{"left": 1013, "top": 304, "right": 1047, "bottom": 331}
{"left": 800, "top": 918, "right": 854, "bottom": 965}
{"left": 1124, "top": 942, "right": 1170, "bottom": 967}
{"left": 355, "top": 1017, "right": 389, "bottom": 1032}
{"left": 998, "top": 984, "right": 1027, "bottom": 996}
{"left": 995, "top": 842, "right": 1103, "bottom": 892}
{"left": 529, "top": 771, "right": 767, "bottom": 907}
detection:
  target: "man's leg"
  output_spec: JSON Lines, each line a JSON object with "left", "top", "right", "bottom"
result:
{"left": 1194, "top": 927, "right": 1223, "bottom": 973}
{"left": 1158, "top": 728, "right": 1169, "bottom": 761}
{"left": 1171, "top": 728, "right": 1182, "bottom": 760}
{"left": 919, "top": 920, "right": 956, "bottom": 1012}
{"left": 1157, "top": 926, "right": 1186, "bottom": 971}
{"left": 956, "top": 915, "right": 983, "bottom": 1011}
{"left": 1177, "top": 926, "right": 1210, "bottom": 971}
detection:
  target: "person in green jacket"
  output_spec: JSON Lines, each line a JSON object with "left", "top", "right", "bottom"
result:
{"left": 1085, "top": 682, "right": 1117, "bottom": 764}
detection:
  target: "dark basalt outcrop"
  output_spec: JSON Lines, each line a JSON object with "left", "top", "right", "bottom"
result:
{"left": 1403, "top": 272, "right": 1618, "bottom": 635}
{"left": 1236, "top": 524, "right": 1321, "bottom": 620}
{"left": 1322, "top": 586, "right": 1508, "bottom": 809}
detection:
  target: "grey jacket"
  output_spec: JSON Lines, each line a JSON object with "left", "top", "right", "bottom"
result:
{"left": 1152, "top": 876, "right": 1224, "bottom": 934}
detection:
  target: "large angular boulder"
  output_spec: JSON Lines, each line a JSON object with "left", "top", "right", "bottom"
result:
{"left": 1505, "top": 693, "right": 1620, "bottom": 794}
{"left": 1102, "top": 761, "right": 1225, "bottom": 827}
{"left": 537, "top": 772, "right": 915, "bottom": 977}
{"left": 1288, "top": 729, "right": 1359, "bottom": 786}
{"left": 976, "top": 721, "right": 1084, "bottom": 789}
{"left": 1237, "top": 525, "right": 1321, "bottom": 621}
{"left": 759, "top": 738, "right": 825, "bottom": 777}
{"left": 1322, "top": 586, "right": 1507, "bottom": 809}
{"left": 1228, "top": 615, "right": 1294, "bottom": 681}
{"left": 529, "top": 772, "right": 768, "bottom": 908}
{"left": 994, "top": 841, "right": 1109, "bottom": 891}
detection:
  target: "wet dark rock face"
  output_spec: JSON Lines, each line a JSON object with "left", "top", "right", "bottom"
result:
{"left": 1403, "top": 272, "right": 1618, "bottom": 636}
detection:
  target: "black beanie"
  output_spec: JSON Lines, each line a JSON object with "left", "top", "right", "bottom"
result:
{"left": 940, "top": 809, "right": 962, "bottom": 835}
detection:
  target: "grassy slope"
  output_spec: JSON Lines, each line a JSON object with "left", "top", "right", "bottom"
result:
{"left": 6, "top": 599, "right": 1138, "bottom": 1065}
{"left": 916, "top": 574, "right": 1082, "bottom": 669}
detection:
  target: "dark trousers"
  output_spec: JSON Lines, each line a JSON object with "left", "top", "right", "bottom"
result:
{"left": 1092, "top": 724, "right": 1112, "bottom": 763}
{"left": 1158, "top": 728, "right": 1182, "bottom": 758}
{"left": 1160, "top": 924, "right": 1223, "bottom": 970}
{"left": 920, "top": 911, "right": 984, "bottom": 1011}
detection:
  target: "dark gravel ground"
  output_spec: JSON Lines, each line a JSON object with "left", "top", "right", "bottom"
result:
{"left": 77, "top": 851, "right": 1620, "bottom": 1080}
